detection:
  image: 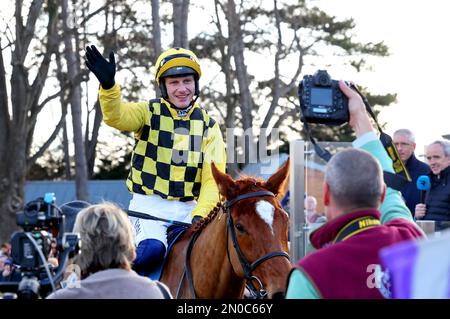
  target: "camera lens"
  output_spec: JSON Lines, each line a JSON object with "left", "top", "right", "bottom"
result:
{"left": 318, "top": 75, "right": 330, "bottom": 86}
{"left": 313, "top": 70, "right": 331, "bottom": 86}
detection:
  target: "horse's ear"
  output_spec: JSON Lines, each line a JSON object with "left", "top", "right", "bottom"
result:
{"left": 211, "top": 162, "right": 237, "bottom": 199}
{"left": 264, "top": 158, "right": 290, "bottom": 198}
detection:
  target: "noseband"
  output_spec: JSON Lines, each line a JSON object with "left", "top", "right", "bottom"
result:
{"left": 224, "top": 191, "right": 291, "bottom": 299}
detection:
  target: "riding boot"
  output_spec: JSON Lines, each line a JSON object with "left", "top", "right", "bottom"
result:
{"left": 133, "top": 239, "right": 166, "bottom": 276}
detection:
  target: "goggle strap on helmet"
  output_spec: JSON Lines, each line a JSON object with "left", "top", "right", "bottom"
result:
{"left": 157, "top": 59, "right": 200, "bottom": 82}
{"left": 156, "top": 53, "right": 193, "bottom": 77}
{"left": 154, "top": 47, "right": 201, "bottom": 101}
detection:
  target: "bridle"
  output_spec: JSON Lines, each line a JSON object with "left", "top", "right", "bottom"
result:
{"left": 223, "top": 190, "right": 290, "bottom": 299}
{"left": 181, "top": 190, "right": 290, "bottom": 299}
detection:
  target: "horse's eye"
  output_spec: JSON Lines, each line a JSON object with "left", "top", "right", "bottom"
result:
{"left": 235, "top": 223, "right": 245, "bottom": 232}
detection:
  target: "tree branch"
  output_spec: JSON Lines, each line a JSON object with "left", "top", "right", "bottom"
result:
{"left": 85, "top": 99, "right": 103, "bottom": 177}
{"left": 1, "top": 23, "right": 15, "bottom": 49}
{"left": 30, "top": 70, "right": 89, "bottom": 125}
{"left": 29, "top": 1, "right": 59, "bottom": 113}
{"left": 26, "top": 108, "right": 67, "bottom": 168}
{"left": 272, "top": 107, "right": 296, "bottom": 131}
{"left": 204, "top": 89, "right": 226, "bottom": 123}
{"left": 279, "top": 33, "right": 309, "bottom": 97}
{"left": 0, "top": 39, "right": 10, "bottom": 153}
{"left": 261, "top": 0, "right": 282, "bottom": 129}
{"left": 16, "top": 0, "right": 44, "bottom": 64}
{"left": 77, "top": 4, "right": 108, "bottom": 27}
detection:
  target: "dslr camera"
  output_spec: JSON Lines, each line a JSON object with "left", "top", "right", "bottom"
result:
{"left": 0, "top": 193, "right": 80, "bottom": 299}
{"left": 298, "top": 70, "right": 349, "bottom": 126}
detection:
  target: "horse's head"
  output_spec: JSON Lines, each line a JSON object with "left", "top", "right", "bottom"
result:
{"left": 211, "top": 160, "right": 292, "bottom": 299}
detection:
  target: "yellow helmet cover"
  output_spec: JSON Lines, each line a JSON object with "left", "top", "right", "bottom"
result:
{"left": 155, "top": 47, "right": 202, "bottom": 85}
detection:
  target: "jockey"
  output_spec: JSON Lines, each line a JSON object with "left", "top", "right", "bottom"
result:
{"left": 85, "top": 46, "right": 226, "bottom": 275}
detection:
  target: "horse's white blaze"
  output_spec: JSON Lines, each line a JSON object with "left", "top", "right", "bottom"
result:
{"left": 256, "top": 200, "right": 275, "bottom": 234}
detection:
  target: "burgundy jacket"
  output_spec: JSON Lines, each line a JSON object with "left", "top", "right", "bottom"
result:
{"left": 296, "top": 209, "right": 423, "bottom": 298}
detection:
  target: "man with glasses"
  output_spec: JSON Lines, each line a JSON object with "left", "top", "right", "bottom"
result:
{"left": 393, "top": 129, "right": 430, "bottom": 216}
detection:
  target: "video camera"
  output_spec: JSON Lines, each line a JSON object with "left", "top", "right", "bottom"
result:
{"left": 0, "top": 193, "right": 80, "bottom": 299}
{"left": 298, "top": 69, "right": 349, "bottom": 126}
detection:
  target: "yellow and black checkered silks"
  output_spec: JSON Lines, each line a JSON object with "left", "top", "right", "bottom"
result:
{"left": 98, "top": 83, "right": 226, "bottom": 217}
{"left": 126, "top": 99, "right": 214, "bottom": 201}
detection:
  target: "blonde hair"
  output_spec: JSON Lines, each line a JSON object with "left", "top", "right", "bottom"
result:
{"left": 73, "top": 202, "right": 136, "bottom": 274}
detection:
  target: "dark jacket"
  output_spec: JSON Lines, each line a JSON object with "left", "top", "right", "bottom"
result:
{"left": 424, "top": 166, "right": 450, "bottom": 228}
{"left": 401, "top": 154, "right": 430, "bottom": 215}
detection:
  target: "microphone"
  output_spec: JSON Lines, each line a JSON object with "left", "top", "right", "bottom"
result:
{"left": 416, "top": 175, "right": 431, "bottom": 203}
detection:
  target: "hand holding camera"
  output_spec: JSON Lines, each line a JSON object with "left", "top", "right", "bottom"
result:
{"left": 298, "top": 70, "right": 349, "bottom": 126}
{"left": 298, "top": 70, "right": 411, "bottom": 191}
{"left": 298, "top": 69, "right": 373, "bottom": 137}
{"left": 338, "top": 80, "right": 374, "bottom": 137}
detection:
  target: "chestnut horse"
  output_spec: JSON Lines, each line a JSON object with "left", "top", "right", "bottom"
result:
{"left": 159, "top": 159, "right": 292, "bottom": 299}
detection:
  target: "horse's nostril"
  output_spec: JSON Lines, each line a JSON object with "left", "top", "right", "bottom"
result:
{"left": 272, "top": 291, "right": 285, "bottom": 299}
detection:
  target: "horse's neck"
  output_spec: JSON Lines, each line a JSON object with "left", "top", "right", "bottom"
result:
{"left": 192, "top": 210, "right": 245, "bottom": 298}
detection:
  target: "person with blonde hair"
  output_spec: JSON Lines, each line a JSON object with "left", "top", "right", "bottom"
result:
{"left": 46, "top": 202, "right": 171, "bottom": 299}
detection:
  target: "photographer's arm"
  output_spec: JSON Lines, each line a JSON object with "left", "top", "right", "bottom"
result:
{"left": 338, "top": 81, "right": 374, "bottom": 137}
{"left": 285, "top": 268, "right": 320, "bottom": 299}
{"left": 286, "top": 81, "right": 422, "bottom": 299}
{"left": 339, "top": 81, "right": 419, "bottom": 226}
{"left": 287, "top": 82, "right": 377, "bottom": 299}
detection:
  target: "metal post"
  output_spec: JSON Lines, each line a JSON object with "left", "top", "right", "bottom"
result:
{"left": 289, "top": 139, "right": 305, "bottom": 262}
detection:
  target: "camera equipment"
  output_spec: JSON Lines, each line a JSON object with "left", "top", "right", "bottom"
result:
{"left": 13, "top": 193, "right": 62, "bottom": 270}
{"left": 0, "top": 193, "right": 81, "bottom": 299}
{"left": 298, "top": 69, "right": 349, "bottom": 126}
{"left": 297, "top": 70, "right": 411, "bottom": 191}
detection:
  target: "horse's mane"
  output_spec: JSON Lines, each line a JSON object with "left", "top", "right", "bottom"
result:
{"left": 187, "top": 202, "right": 223, "bottom": 235}
{"left": 186, "top": 175, "right": 268, "bottom": 236}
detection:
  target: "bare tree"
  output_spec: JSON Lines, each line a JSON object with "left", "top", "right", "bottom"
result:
{"left": 85, "top": 100, "right": 103, "bottom": 178}
{"left": 209, "top": 0, "right": 238, "bottom": 175}
{"left": 190, "top": 0, "right": 393, "bottom": 165}
{"left": 172, "top": 0, "right": 189, "bottom": 48}
{"left": 62, "top": 121, "right": 72, "bottom": 179}
{"left": 54, "top": 48, "right": 72, "bottom": 180}
{"left": 151, "top": 0, "right": 162, "bottom": 96}
{"left": 62, "top": 0, "right": 88, "bottom": 200}
{"left": 0, "top": 0, "right": 60, "bottom": 241}
{"left": 226, "top": 0, "right": 256, "bottom": 164}
{"left": 75, "top": 0, "right": 102, "bottom": 179}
